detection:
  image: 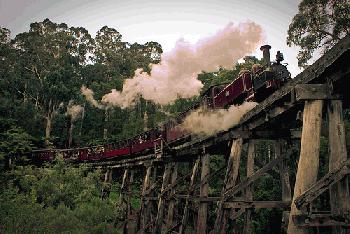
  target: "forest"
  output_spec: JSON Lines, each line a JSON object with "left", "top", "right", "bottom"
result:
{"left": 0, "top": 0, "right": 349, "bottom": 233}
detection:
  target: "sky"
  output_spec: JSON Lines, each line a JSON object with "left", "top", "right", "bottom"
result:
{"left": 0, "top": 0, "right": 302, "bottom": 76}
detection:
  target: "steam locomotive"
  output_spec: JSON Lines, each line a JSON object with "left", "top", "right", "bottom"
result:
{"left": 32, "top": 45, "right": 291, "bottom": 163}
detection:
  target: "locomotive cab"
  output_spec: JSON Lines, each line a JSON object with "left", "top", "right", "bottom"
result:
{"left": 270, "top": 51, "right": 291, "bottom": 82}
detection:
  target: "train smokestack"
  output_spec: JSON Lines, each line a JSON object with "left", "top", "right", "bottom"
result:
{"left": 260, "top": 45, "right": 271, "bottom": 67}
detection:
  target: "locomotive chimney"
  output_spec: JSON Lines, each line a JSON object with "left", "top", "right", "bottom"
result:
{"left": 260, "top": 45, "right": 271, "bottom": 67}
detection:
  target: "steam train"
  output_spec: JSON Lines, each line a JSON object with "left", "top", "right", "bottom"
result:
{"left": 32, "top": 45, "right": 291, "bottom": 163}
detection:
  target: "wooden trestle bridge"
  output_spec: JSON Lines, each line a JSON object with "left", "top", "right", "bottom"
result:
{"left": 94, "top": 36, "right": 350, "bottom": 234}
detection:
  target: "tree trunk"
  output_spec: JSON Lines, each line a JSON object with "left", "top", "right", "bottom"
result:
{"left": 68, "top": 119, "right": 74, "bottom": 148}
{"left": 78, "top": 103, "right": 85, "bottom": 146}
{"left": 23, "top": 82, "right": 28, "bottom": 103}
{"left": 35, "top": 93, "right": 39, "bottom": 108}
{"left": 44, "top": 99, "right": 56, "bottom": 147}
{"left": 103, "top": 108, "right": 109, "bottom": 140}
{"left": 45, "top": 115, "right": 52, "bottom": 147}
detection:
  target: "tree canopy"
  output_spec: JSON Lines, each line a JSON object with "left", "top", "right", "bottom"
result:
{"left": 287, "top": 0, "right": 350, "bottom": 67}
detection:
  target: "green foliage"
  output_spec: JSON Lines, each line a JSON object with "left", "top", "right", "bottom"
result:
{"left": 0, "top": 159, "right": 119, "bottom": 233}
{"left": 287, "top": 0, "right": 350, "bottom": 67}
{"left": 0, "top": 127, "right": 33, "bottom": 162}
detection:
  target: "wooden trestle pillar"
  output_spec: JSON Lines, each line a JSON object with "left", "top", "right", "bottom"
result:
{"left": 104, "top": 168, "right": 113, "bottom": 183}
{"left": 140, "top": 164, "right": 153, "bottom": 233}
{"left": 287, "top": 100, "right": 323, "bottom": 234}
{"left": 102, "top": 169, "right": 113, "bottom": 198}
{"left": 243, "top": 139, "right": 255, "bottom": 234}
{"left": 166, "top": 163, "right": 178, "bottom": 232}
{"left": 197, "top": 153, "right": 210, "bottom": 234}
{"left": 214, "top": 138, "right": 243, "bottom": 234}
{"left": 179, "top": 159, "right": 200, "bottom": 234}
{"left": 119, "top": 168, "right": 132, "bottom": 233}
{"left": 287, "top": 92, "right": 350, "bottom": 233}
{"left": 328, "top": 100, "right": 350, "bottom": 234}
{"left": 154, "top": 163, "right": 172, "bottom": 234}
{"left": 277, "top": 140, "right": 292, "bottom": 234}
{"left": 120, "top": 168, "right": 130, "bottom": 214}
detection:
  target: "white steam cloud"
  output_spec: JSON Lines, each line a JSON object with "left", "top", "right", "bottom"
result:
{"left": 101, "top": 22, "right": 263, "bottom": 108}
{"left": 181, "top": 102, "right": 258, "bottom": 136}
{"left": 66, "top": 101, "right": 83, "bottom": 121}
{"left": 81, "top": 85, "right": 104, "bottom": 109}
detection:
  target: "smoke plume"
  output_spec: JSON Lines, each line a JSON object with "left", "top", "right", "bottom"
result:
{"left": 181, "top": 102, "right": 258, "bottom": 136}
{"left": 81, "top": 85, "right": 104, "bottom": 109}
{"left": 66, "top": 101, "right": 83, "bottom": 121}
{"left": 102, "top": 22, "right": 263, "bottom": 108}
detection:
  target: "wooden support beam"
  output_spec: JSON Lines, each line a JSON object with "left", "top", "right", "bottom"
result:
{"left": 278, "top": 140, "right": 292, "bottom": 234}
{"left": 244, "top": 140, "right": 255, "bottom": 234}
{"left": 130, "top": 170, "right": 135, "bottom": 183}
{"left": 197, "top": 154, "right": 210, "bottom": 234}
{"left": 247, "top": 104, "right": 294, "bottom": 130}
{"left": 166, "top": 163, "right": 178, "bottom": 232}
{"left": 224, "top": 138, "right": 243, "bottom": 234}
{"left": 93, "top": 155, "right": 157, "bottom": 168}
{"left": 224, "top": 156, "right": 282, "bottom": 199}
{"left": 154, "top": 164, "right": 172, "bottom": 234}
{"left": 213, "top": 138, "right": 243, "bottom": 234}
{"left": 102, "top": 169, "right": 113, "bottom": 199}
{"left": 294, "top": 159, "right": 350, "bottom": 210}
{"left": 230, "top": 140, "right": 243, "bottom": 186}
{"left": 327, "top": 100, "right": 350, "bottom": 234}
{"left": 224, "top": 201, "right": 291, "bottom": 209}
{"left": 120, "top": 168, "right": 130, "bottom": 213}
{"left": 119, "top": 168, "right": 131, "bottom": 233}
{"left": 231, "top": 208, "right": 246, "bottom": 220}
{"left": 196, "top": 165, "right": 226, "bottom": 190}
{"left": 294, "top": 84, "right": 342, "bottom": 101}
{"left": 143, "top": 180, "right": 160, "bottom": 197}
{"left": 104, "top": 168, "right": 113, "bottom": 183}
{"left": 140, "top": 196, "right": 291, "bottom": 209}
{"left": 147, "top": 195, "right": 245, "bottom": 202}
{"left": 140, "top": 165, "right": 153, "bottom": 233}
{"left": 176, "top": 127, "right": 301, "bottom": 158}
{"left": 179, "top": 159, "right": 200, "bottom": 234}
{"left": 287, "top": 100, "right": 323, "bottom": 234}
{"left": 292, "top": 214, "right": 350, "bottom": 227}
{"left": 159, "top": 170, "right": 192, "bottom": 196}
